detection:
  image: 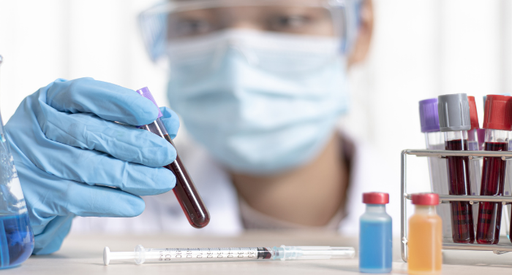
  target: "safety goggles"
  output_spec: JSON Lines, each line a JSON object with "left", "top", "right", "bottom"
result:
{"left": 138, "top": 0, "right": 362, "bottom": 63}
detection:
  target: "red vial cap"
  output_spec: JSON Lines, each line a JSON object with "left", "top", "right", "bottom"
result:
{"left": 467, "top": 96, "right": 479, "bottom": 130}
{"left": 411, "top": 193, "right": 439, "bottom": 206}
{"left": 362, "top": 192, "right": 389, "bottom": 204}
{"left": 483, "top": 95, "right": 512, "bottom": 130}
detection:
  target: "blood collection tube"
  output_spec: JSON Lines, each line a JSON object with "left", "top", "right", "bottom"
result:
{"left": 486, "top": 94, "right": 512, "bottom": 242}
{"left": 407, "top": 193, "right": 442, "bottom": 275}
{"left": 476, "top": 95, "right": 511, "bottom": 244}
{"left": 418, "top": 98, "right": 452, "bottom": 239}
{"left": 467, "top": 96, "right": 482, "bottom": 226}
{"left": 136, "top": 87, "right": 210, "bottom": 228}
{"left": 438, "top": 93, "right": 475, "bottom": 243}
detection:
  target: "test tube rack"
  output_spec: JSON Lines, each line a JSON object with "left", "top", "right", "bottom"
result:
{"left": 400, "top": 149, "right": 512, "bottom": 262}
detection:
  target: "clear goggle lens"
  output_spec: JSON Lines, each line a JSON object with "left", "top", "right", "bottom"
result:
{"left": 139, "top": 0, "right": 361, "bottom": 62}
{"left": 167, "top": 5, "right": 337, "bottom": 39}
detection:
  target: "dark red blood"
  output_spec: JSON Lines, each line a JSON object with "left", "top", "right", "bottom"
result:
{"left": 445, "top": 139, "right": 475, "bottom": 243}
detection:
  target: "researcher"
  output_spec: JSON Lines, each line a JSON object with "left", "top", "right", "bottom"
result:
{"left": 5, "top": 0, "right": 395, "bottom": 255}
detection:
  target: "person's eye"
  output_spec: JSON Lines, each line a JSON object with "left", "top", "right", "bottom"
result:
{"left": 267, "top": 14, "right": 312, "bottom": 32}
{"left": 174, "top": 19, "right": 213, "bottom": 37}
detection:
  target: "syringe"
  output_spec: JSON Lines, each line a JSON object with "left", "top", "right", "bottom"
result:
{"left": 103, "top": 245, "right": 355, "bottom": 265}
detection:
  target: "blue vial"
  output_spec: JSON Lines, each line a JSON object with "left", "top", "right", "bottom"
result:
{"left": 359, "top": 192, "right": 392, "bottom": 273}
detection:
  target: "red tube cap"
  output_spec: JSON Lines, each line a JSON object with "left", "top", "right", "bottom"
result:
{"left": 483, "top": 95, "right": 512, "bottom": 130}
{"left": 411, "top": 193, "right": 439, "bottom": 206}
{"left": 468, "top": 96, "right": 479, "bottom": 130}
{"left": 362, "top": 192, "right": 389, "bottom": 204}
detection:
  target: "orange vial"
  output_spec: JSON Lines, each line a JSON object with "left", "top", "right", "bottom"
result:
{"left": 408, "top": 193, "right": 442, "bottom": 275}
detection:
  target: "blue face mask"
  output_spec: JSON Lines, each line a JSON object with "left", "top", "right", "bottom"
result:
{"left": 167, "top": 30, "right": 349, "bottom": 174}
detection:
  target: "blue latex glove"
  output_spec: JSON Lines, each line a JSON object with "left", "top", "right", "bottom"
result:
{"left": 4, "top": 78, "right": 180, "bottom": 255}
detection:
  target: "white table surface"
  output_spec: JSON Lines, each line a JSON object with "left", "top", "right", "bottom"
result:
{"left": 5, "top": 231, "right": 512, "bottom": 274}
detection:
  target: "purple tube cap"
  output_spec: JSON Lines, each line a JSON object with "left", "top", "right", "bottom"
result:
{"left": 419, "top": 98, "right": 440, "bottom": 133}
{"left": 136, "top": 87, "right": 163, "bottom": 119}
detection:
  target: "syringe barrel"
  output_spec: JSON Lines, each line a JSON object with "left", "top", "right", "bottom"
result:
{"left": 140, "top": 247, "right": 273, "bottom": 263}
{"left": 274, "top": 245, "right": 355, "bottom": 261}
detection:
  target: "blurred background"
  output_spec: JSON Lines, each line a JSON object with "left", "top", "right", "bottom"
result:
{"left": 0, "top": 0, "right": 510, "bottom": 192}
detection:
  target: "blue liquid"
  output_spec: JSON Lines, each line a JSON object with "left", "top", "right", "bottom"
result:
{"left": 0, "top": 213, "right": 34, "bottom": 269}
{"left": 359, "top": 219, "right": 392, "bottom": 273}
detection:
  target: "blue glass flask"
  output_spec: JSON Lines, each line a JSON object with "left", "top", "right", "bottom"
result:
{"left": 0, "top": 55, "right": 34, "bottom": 268}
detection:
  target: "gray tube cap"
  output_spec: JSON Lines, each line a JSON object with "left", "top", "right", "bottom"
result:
{"left": 438, "top": 93, "right": 471, "bottom": 132}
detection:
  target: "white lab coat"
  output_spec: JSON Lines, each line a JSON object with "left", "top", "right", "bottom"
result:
{"left": 71, "top": 131, "right": 400, "bottom": 235}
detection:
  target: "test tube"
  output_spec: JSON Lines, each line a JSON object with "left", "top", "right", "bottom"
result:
{"left": 418, "top": 98, "right": 452, "bottom": 239}
{"left": 467, "top": 96, "right": 482, "bottom": 227}
{"left": 438, "top": 93, "right": 475, "bottom": 243}
{"left": 477, "top": 95, "right": 511, "bottom": 244}
{"left": 136, "top": 87, "right": 210, "bottom": 228}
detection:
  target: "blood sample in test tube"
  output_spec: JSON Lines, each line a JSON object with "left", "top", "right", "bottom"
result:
{"left": 477, "top": 95, "right": 512, "bottom": 244}
{"left": 136, "top": 87, "right": 210, "bottom": 228}
{"left": 438, "top": 93, "right": 475, "bottom": 243}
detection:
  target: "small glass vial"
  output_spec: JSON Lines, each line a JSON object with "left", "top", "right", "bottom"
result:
{"left": 408, "top": 193, "right": 442, "bottom": 275}
{"left": 359, "top": 192, "right": 392, "bottom": 273}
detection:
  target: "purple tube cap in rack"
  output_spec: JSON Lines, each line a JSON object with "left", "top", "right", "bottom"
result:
{"left": 419, "top": 98, "right": 440, "bottom": 133}
{"left": 136, "top": 87, "right": 163, "bottom": 119}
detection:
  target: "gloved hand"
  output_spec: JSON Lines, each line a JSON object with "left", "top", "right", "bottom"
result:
{"left": 4, "top": 78, "right": 180, "bottom": 255}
